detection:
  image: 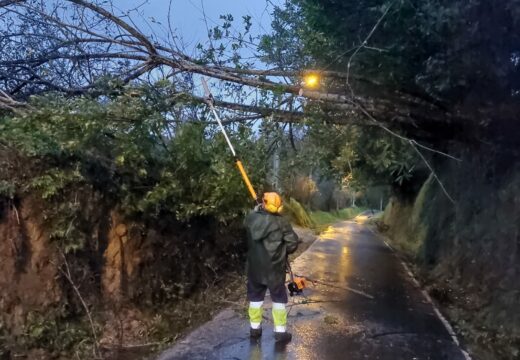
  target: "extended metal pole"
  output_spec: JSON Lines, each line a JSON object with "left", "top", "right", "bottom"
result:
{"left": 201, "top": 78, "right": 237, "bottom": 157}
{"left": 201, "top": 78, "right": 258, "bottom": 202}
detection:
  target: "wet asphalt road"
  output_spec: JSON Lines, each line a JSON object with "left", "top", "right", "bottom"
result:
{"left": 157, "top": 221, "right": 468, "bottom": 360}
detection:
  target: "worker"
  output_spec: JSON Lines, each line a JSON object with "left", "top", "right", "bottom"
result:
{"left": 244, "top": 192, "right": 299, "bottom": 343}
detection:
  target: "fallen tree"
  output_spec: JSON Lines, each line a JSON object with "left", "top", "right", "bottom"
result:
{"left": 0, "top": 0, "right": 469, "bottom": 135}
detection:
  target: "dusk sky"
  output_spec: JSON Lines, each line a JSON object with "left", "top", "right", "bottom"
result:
{"left": 113, "top": 0, "right": 281, "bottom": 55}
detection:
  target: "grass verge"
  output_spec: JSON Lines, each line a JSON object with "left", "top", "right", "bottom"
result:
{"left": 310, "top": 207, "right": 367, "bottom": 232}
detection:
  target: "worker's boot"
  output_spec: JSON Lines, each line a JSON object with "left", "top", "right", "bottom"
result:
{"left": 272, "top": 302, "right": 291, "bottom": 343}
{"left": 250, "top": 327, "right": 262, "bottom": 339}
{"left": 274, "top": 331, "right": 292, "bottom": 343}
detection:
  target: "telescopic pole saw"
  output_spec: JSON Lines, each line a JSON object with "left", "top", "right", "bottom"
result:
{"left": 201, "top": 78, "right": 259, "bottom": 203}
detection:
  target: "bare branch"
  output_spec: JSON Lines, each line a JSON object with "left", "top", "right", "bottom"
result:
{"left": 66, "top": 0, "right": 157, "bottom": 54}
{"left": 346, "top": 2, "right": 396, "bottom": 85}
{"left": 54, "top": 253, "right": 102, "bottom": 359}
{"left": 0, "top": 90, "right": 30, "bottom": 112}
{"left": 412, "top": 145, "right": 456, "bottom": 204}
{"left": 1, "top": 52, "right": 149, "bottom": 66}
{"left": 175, "top": 92, "right": 306, "bottom": 123}
{"left": 0, "top": 0, "right": 23, "bottom": 7}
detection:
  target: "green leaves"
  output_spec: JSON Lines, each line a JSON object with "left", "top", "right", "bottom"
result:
{"left": 21, "top": 310, "right": 91, "bottom": 352}
{"left": 295, "top": 0, "right": 520, "bottom": 108}
{"left": 30, "top": 169, "right": 84, "bottom": 200}
{"left": 332, "top": 125, "right": 418, "bottom": 188}
{"left": 0, "top": 180, "right": 15, "bottom": 199}
{"left": 0, "top": 88, "right": 269, "bottom": 224}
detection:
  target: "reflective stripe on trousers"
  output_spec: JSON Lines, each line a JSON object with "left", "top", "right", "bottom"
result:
{"left": 248, "top": 301, "right": 287, "bottom": 333}
{"left": 272, "top": 302, "right": 287, "bottom": 333}
{"left": 248, "top": 301, "right": 263, "bottom": 329}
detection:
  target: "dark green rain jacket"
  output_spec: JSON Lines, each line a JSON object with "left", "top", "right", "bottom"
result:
{"left": 244, "top": 209, "right": 299, "bottom": 288}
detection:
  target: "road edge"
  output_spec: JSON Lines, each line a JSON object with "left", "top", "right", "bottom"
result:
{"left": 367, "top": 226, "right": 472, "bottom": 360}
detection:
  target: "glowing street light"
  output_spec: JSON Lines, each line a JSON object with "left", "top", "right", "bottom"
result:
{"left": 303, "top": 73, "right": 320, "bottom": 88}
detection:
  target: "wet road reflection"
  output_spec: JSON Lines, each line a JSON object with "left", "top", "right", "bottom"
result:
{"left": 157, "top": 221, "right": 467, "bottom": 360}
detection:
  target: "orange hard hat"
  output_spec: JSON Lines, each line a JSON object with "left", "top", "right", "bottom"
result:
{"left": 263, "top": 192, "right": 283, "bottom": 214}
